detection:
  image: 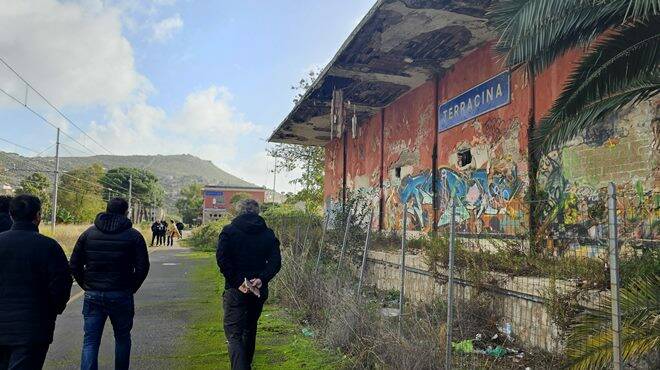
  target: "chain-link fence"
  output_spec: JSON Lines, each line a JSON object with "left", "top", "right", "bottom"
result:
{"left": 264, "top": 183, "right": 659, "bottom": 369}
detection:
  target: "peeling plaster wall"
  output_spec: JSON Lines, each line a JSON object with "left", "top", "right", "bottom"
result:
{"left": 434, "top": 44, "right": 532, "bottom": 235}
{"left": 383, "top": 81, "right": 436, "bottom": 232}
{"left": 323, "top": 42, "right": 658, "bottom": 240}
{"left": 346, "top": 112, "right": 383, "bottom": 229}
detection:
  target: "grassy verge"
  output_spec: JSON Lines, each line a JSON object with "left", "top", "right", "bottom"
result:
{"left": 173, "top": 252, "right": 344, "bottom": 369}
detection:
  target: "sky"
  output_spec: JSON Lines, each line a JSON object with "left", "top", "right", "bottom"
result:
{"left": 0, "top": 0, "right": 376, "bottom": 193}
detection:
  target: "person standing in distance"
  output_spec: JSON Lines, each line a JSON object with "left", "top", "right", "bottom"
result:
{"left": 0, "top": 195, "right": 13, "bottom": 233}
{"left": 0, "top": 195, "right": 72, "bottom": 369}
{"left": 149, "top": 220, "right": 159, "bottom": 247}
{"left": 216, "top": 199, "right": 281, "bottom": 370}
{"left": 70, "top": 198, "right": 150, "bottom": 370}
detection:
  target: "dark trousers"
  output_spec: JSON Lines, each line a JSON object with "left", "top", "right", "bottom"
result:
{"left": 81, "top": 291, "right": 134, "bottom": 370}
{"left": 167, "top": 235, "right": 174, "bottom": 246}
{"left": 156, "top": 233, "right": 164, "bottom": 246}
{"left": 150, "top": 232, "right": 157, "bottom": 246}
{"left": 223, "top": 289, "right": 265, "bottom": 370}
{"left": 0, "top": 344, "right": 49, "bottom": 370}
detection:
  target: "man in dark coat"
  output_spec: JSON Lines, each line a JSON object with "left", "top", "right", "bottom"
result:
{"left": 216, "top": 199, "right": 281, "bottom": 370}
{"left": 149, "top": 220, "right": 159, "bottom": 247}
{"left": 70, "top": 198, "right": 150, "bottom": 370}
{"left": 0, "top": 194, "right": 72, "bottom": 369}
{"left": 0, "top": 195, "right": 13, "bottom": 233}
{"left": 157, "top": 220, "right": 167, "bottom": 246}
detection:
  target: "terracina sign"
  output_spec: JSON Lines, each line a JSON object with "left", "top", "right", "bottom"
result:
{"left": 438, "top": 71, "right": 511, "bottom": 132}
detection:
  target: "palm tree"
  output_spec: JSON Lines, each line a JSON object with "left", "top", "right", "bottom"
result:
{"left": 565, "top": 274, "right": 659, "bottom": 369}
{"left": 489, "top": 0, "right": 659, "bottom": 155}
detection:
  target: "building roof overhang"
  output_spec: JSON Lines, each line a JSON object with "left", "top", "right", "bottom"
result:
{"left": 268, "top": 0, "right": 495, "bottom": 146}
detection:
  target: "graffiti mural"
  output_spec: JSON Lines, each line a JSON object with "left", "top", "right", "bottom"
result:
{"left": 396, "top": 166, "right": 524, "bottom": 234}
{"left": 398, "top": 171, "right": 433, "bottom": 230}
{"left": 535, "top": 100, "right": 659, "bottom": 254}
{"left": 436, "top": 166, "right": 524, "bottom": 234}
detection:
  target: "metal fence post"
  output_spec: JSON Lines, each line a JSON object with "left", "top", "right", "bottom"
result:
{"left": 314, "top": 213, "right": 329, "bottom": 273}
{"left": 445, "top": 198, "right": 457, "bottom": 370}
{"left": 335, "top": 207, "right": 353, "bottom": 281}
{"left": 301, "top": 214, "right": 312, "bottom": 257}
{"left": 608, "top": 182, "right": 622, "bottom": 370}
{"left": 357, "top": 207, "right": 374, "bottom": 299}
{"left": 295, "top": 224, "right": 301, "bottom": 255}
{"left": 398, "top": 201, "right": 408, "bottom": 337}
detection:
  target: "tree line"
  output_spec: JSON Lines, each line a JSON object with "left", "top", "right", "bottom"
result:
{"left": 17, "top": 165, "right": 164, "bottom": 224}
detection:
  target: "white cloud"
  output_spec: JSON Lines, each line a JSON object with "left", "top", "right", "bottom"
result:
{"left": 151, "top": 14, "right": 183, "bottom": 42}
{"left": 86, "top": 86, "right": 256, "bottom": 172}
{"left": 0, "top": 0, "right": 147, "bottom": 107}
{"left": 170, "top": 86, "right": 254, "bottom": 136}
{"left": 0, "top": 1, "right": 299, "bottom": 192}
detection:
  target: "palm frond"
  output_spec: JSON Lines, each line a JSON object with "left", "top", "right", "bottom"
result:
{"left": 551, "top": 17, "right": 660, "bottom": 118}
{"left": 489, "top": 0, "right": 659, "bottom": 72}
{"left": 531, "top": 75, "right": 660, "bottom": 155}
{"left": 566, "top": 274, "right": 660, "bottom": 369}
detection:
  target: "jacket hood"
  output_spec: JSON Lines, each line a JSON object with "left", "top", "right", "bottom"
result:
{"left": 94, "top": 212, "right": 133, "bottom": 234}
{"left": 231, "top": 213, "right": 267, "bottom": 234}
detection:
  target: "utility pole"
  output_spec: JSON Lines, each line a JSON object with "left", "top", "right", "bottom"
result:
{"left": 50, "top": 128, "right": 60, "bottom": 233}
{"left": 128, "top": 174, "right": 133, "bottom": 218}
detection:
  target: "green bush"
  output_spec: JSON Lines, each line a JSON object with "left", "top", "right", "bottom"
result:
{"left": 184, "top": 219, "right": 230, "bottom": 252}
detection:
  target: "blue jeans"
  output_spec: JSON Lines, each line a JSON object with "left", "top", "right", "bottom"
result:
{"left": 81, "top": 291, "right": 134, "bottom": 370}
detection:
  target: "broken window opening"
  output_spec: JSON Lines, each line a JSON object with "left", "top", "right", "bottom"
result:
{"left": 395, "top": 167, "right": 402, "bottom": 178}
{"left": 458, "top": 148, "right": 472, "bottom": 167}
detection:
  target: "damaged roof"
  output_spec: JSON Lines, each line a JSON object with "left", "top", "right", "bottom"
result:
{"left": 268, "top": 0, "right": 495, "bottom": 146}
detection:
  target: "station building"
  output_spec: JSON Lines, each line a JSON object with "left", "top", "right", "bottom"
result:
{"left": 269, "top": 1, "right": 658, "bottom": 242}
{"left": 202, "top": 185, "right": 266, "bottom": 223}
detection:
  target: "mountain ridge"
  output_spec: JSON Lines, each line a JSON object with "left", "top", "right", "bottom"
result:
{"left": 0, "top": 152, "right": 261, "bottom": 205}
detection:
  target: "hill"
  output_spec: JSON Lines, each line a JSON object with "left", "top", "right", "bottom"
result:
{"left": 0, "top": 152, "right": 260, "bottom": 206}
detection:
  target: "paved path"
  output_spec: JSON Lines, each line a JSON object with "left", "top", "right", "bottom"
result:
{"left": 45, "top": 245, "right": 205, "bottom": 369}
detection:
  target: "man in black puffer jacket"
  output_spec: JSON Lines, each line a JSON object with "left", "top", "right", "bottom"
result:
{"left": 0, "top": 195, "right": 13, "bottom": 233}
{"left": 216, "top": 199, "right": 281, "bottom": 370}
{"left": 70, "top": 197, "right": 149, "bottom": 370}
{"left": 0, "top": 195, "right": 72, "bottom": 369}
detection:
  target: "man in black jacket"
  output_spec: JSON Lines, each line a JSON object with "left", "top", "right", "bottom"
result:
{"left": 216, "top": 199, "right": 281, "bottom": 370}
{"left": 149, "top": 220, "right": 159, "bottom": 247}
{"left": 0, "top": 195, "right": 13, "bottom": 233}
{"left": 0, "top": 195, "right": 72, "bottom": 369}
{"left": 70, "top": 198, "right": 150, "bottom": 370}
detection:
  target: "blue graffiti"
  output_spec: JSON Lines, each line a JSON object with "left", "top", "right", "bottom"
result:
{"left": 398, "top": 166, "right": 521, "bottom": 230}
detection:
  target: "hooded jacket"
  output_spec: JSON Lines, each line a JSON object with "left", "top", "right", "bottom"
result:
{"left": 0, "top": 221, "right": 72, "bottom": 345}
{"left": 0, "top": 212, "right": 12, "bottom": 233}
{"left": 216, "top": 213, "right": 281, "bottom": 292}
{"left": 70, "top": 212, "right": 150, "bottom": 293}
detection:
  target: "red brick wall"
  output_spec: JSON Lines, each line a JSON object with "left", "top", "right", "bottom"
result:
{"left": 323, "top": 42, "right": 599, "bottom": 234}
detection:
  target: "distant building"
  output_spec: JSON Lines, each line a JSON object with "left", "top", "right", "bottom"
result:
{"left": 202, "top": 185, "right": 266, "bottom": 223}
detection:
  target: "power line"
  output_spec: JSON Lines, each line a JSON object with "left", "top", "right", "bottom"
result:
{"left": 0, "top": 56, "right": 114, "bottom": 155}
{"left": 0, "top": 86, "right": 98, "bottom": 156}
{"left": 0, "top": 136, "right": 41, "bottom": 154}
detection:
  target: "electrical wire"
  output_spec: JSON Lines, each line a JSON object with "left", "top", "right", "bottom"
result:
{"left": 0, "top": 86, "right": 98, "bottom": 156}
{"left": 0, "top": 56, "right": 113, "bottom": 155}
{"left": 0, "top": 136, "right": 41, "bottom": 154}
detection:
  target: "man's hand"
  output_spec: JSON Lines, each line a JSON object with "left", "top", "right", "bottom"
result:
{"left": 238, "top": 282, "right": 249, "bottom": 294}
{"left": 249, "top": 278, "right": 263, "bottom": 289}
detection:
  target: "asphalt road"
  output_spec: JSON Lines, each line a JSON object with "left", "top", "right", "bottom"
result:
{"left": 45, "top": 245, "right": 206, "bottom": 369}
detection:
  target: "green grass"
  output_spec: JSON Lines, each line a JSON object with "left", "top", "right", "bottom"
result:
{"left": 173, "top": 252, "right": 344, "bottom": 369}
